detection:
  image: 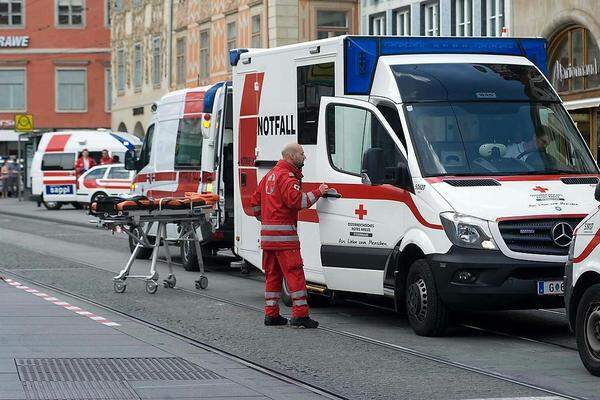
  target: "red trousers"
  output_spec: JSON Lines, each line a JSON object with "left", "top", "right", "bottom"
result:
{"left": 263, "top": 249, "right": 309, "bottom": 318}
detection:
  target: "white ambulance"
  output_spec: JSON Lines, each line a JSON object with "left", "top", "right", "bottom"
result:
{"left": 125, "top": 84, "right": 234, "bottom": 269}
{"left": 31, "top": 130, "right": 141, "bottom": 210}
{"left": 564, "top": 186, "right": 600, "bottom": 376}
{"left": 227, "top": 36, "right": 600, "bottom": 336}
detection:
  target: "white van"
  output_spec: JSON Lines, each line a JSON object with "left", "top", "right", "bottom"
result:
{"left": 31, "top": 130, "right": 141, "bottom": 210}
{"left": 226, "top": 36, "right": 600, "bottom": 336}
{"left": 126, "top": 84, "right": 234, "bottom": 269}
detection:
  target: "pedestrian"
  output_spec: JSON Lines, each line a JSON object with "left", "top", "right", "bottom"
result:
{"left": 7, "top": 159, "right": 17, "bottom": 197}
{"left": 250, "top": 142, "right": 330, "bottom": 328}
{"left": 100, "top": 149, "right": 112, "bottom": 165}
{"left": 75, "top": 149, "right": 96, "bottom": 176}
{"left": 112, "top": 155, "right": 120, "bottom": 163}
{"left": 0, "top": 160, "right": 8, "bottom": 199}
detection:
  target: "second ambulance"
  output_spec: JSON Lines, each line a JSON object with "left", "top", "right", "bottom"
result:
{"left": 228, "top": 36, "right": 600, "bottom": 336}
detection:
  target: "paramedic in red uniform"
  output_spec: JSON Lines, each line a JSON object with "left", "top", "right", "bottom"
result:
{"left": 99, "top": 149, "right": 113, "bottom": 165}
{"left": 75, "top": 149, "right": 96, "bottom": 177}
{"left": 251, "top": 143, "right": 329, "bottom": 328}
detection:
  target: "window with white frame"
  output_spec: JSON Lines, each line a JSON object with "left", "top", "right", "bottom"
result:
{"left": 316, "top": 10, "right": 349, "bottom": 39}
{"left": 251, "top": 14, "right": 261, "bottom": 47}
{"left": 370, "top": 14, "right": 385, "bottom": 36}
{"left": 486, "top": 0, "right": 504, "bottom": 37}
{"left": 104, "top": 68, "right": 111, "bottom": 112}
{"left": 152, "top": 37, "right": 161, "bottom": 86}
{"left": 227, "top": 22, "right": 236, "bottom": 72}
{"left": 176, "top": 37, "right": 186, "bottom": 85}
{"left": 394, "top": 8, "right": 410, "bottom": 36}
{"left": 0, "top": 0, "right": 24, "bottom": 27}
{"left": 0, "top": 69, "right": 25, "bottom": 111}
{"left": 424, "top": 2, "right": 439, "bottom": 36}
{"left": 455, "top": 0, "right": 473, "bottom": 37}
{"left": 117, "top": 49, "right": 125, "bottom": 93}
{"left": 199, "top": 30, "right": 209, "bottom": 78}
{"left": 56, "top": 69, "right": 86, "bottom": 112}
{"left": 133, "top": 43, "right": 142, "bottom": 90}
{"left": 57, "top": 0, "right": 84, "bottom": 27}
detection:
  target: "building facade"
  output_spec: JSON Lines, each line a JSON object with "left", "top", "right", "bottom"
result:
{"left": 111, "top": 0, "right": 359, "bottom": 137}
{"left": 512, "top": 0, "right": 600, "bottom": 159}
{"left": 360, "top": 0, "right": 511, "bottom": 37}
{"left": 0, "top": 0, "right": 111, "bottom": 146}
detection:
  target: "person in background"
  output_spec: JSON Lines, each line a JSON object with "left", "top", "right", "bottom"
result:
{"left": 112, "top": 155, "right": 120, "bottom": 163}
{"left": 75, "top": 149, "right": 96, "bottom": 176}
{"left": 100, "top": 149, "right": 113, "bottom": 165}
{"left": 0, "top": 160, "right": 8, "bottom": 198}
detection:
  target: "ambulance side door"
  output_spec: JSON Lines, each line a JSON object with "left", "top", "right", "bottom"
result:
{"left": 315, "top": 97, "right": 411, "bottom": 295}
{"left": 134, "top": 123, "right": 155, "bottom": 195}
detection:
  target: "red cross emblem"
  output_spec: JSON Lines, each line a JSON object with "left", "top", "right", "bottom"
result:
{"left": 355, "top": 204, "right": 368, "bottom": 220}
{"left": 533, "top": 186, "right": 549, "bottom": 193}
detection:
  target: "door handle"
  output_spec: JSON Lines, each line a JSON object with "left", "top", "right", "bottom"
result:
{"left": 323, "top": 189, "right": 341, "bottom": 198}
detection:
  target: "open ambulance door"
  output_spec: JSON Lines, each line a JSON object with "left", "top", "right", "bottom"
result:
{"left": 213, "top": 83, "right": 234, "bottom": 231}
{"left": 314, "top": 96, "right": 410, "bottom": 295}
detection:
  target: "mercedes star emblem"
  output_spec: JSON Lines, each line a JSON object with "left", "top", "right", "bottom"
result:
{"left": 551, "top": 222, "right": 574, "bottom": 247}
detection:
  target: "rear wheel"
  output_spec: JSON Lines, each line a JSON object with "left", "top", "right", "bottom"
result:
{"left": 180, "top": 239, "right": 200, "bottom": 271}
{"left": 71, "top": 202, "right": 83, "bottom": 210}
{"left": 128, "top": 225, "right": 154, "bottom": 260}
{"left": 405, "top": 259, "right": 450, "bottom": 337}
{"left": 42, "top": 199, "right": 62, "bottom": 210}
{"left": 576, "top": 284, "right": 600, "bottom": 376}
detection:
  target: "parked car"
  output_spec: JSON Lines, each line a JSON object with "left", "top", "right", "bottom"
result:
{"left": 76, "top": 163, "right": 134, "bottom": 205}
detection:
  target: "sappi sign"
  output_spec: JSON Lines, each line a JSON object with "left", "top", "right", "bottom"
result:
{"left": 0, "top": 36, "right": 30, "bottom": 48}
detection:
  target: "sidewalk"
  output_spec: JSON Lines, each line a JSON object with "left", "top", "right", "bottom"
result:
{"left": 0, "top": 274, "right": 327, "bottom": 400}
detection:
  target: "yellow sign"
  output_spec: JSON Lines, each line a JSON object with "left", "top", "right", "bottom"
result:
{"left": 14, "top": 114, "right": 33, "bottom": 132}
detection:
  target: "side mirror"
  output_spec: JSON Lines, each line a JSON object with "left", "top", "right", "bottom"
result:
{"left": 595, "top": 182, "right": 600, "bottom": 202}
{"left": 362, "top": 148, "right": 385, "bottom": 185}
{"left": 124, "top": 149, "right": 137, "bottom": 170}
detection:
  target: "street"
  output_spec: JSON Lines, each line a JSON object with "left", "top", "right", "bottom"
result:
{"left": 0, "top": 199, "right": 597, "bottom": 400}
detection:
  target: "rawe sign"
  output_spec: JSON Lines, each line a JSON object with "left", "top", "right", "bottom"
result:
{"left": 0, "top": 36, "right": 30, "bottom": 48}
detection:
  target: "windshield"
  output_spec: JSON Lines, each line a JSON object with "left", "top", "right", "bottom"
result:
{"left": 404, "top": 102, "right": 597, "bottom": 176}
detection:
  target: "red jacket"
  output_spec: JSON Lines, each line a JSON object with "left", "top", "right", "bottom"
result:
{"left": 75, "top": 156, "right": 96, "bottom": 176}
{"left": 100, "top": 156, "right": 113, "bottom": 165}
{"left": 251, "top": 160, "right": 322, "bottom": 250}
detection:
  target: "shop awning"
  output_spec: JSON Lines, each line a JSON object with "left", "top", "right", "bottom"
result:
{"left": 0, "top": 130, "right": 28, "bottom": 142}
{"left": 563, "top": 97, "right": 600, "bottom": 111}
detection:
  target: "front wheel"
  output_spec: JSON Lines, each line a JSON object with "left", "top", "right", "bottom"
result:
{"left": 71, "top": 202, "right": 84, "bottom": 210}
{"left": 180, "top": 240, "right": 200, "bottom": 271}
{"left": 128, "top": 225, "right": 154, "bottom": 260}
{"left": 405, "top": 259, "right": 450, "bottom": 337}
{"left": 576, "top": 283, "right": 600, "bottom": 376}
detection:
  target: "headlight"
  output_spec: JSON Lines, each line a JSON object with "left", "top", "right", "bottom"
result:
{"left": 440, "top": 212, "right": 497, "bottom": 250}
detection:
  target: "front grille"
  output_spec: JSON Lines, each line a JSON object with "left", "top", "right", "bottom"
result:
{"left": 560, "top": 177, "right": 599, "bottom": 185}
{"left": 498, "top": 218, "right": 582, "bottom": 256}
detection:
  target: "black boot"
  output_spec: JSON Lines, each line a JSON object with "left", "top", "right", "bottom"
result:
{"left": 264, "top": 315, "right": 288, "bottom": 326}
{"left": 290, "top": 316, "right": 319, "bottom": 329}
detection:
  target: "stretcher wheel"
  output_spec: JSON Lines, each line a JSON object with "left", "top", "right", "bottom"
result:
{"left": 113, "top": 280, "right": 126, "bottom": 293}
{"left": 163, "top": 274, "right": 176, "bottom": 289}
{"left": 145, "top": 280, "right": 158, "bottom": 294}
{"left": 195, "top": 275, "right": 208, "bottom": 290}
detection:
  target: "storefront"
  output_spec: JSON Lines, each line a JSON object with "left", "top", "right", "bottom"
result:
{"left": 548, "top": 25, "right": 600, "bottom": 159}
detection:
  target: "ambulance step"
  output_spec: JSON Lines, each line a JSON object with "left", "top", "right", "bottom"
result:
{"left": 306, "top": 283, "right": 328, "bottom": 294}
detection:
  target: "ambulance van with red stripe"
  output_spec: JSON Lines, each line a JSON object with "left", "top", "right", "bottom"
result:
{"left": 76, "top": 164, "right": 135, "bottom": 205}
{"left": 125, "top": 83, "right": 234, "bottom": 269}
{"left": 31, "top": 130, "right": 141, "bottom": 210}
{"left": 565, "top": 186, "right": 600, "bottom": 376}
{"left": 229, "top": 36, "right": 600, "bottom": 336}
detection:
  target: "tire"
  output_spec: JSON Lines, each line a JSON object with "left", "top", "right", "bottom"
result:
{"left": 405, "top": 259, "right": 450, "bottom": 337}
{"left": 575, "top": 283, "right": 600, "bottom": 376}
{"left": 128, "top": 225, "right": 154, "bottom": 260}
{"left": 42, "top": 199, "right": 62, "bottom": 210}
{"left": 71, "top": 202, "right": 84, "bottom": 210}
{"left": 281, "top": 279, "right": 292, "bottom": 307}
{"left": 90, "top": 192, "right": 107, "bottom": 205}
{"left": 180, "top": 239, "right": 200, "bottom": 272}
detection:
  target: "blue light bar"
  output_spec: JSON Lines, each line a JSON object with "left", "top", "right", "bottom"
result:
{"left": 229, "top": 48, "right": 248, "bottom": 67}
{"left": 204, "top": 82, "right": 225, "bottom": 113}
{"left": 344, "top": 36, "right": 548, "bottom": 95}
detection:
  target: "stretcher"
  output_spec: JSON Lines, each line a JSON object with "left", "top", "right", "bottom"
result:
{"left": 90, "top": 193, "right": 219, "bottom": 294}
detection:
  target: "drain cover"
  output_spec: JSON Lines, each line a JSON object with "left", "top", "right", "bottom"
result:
{"left": 22, "top": 381, "right": 139, "bottom": 400}
{"left": 16, "top": 357, "right": 222, "bottom": 382}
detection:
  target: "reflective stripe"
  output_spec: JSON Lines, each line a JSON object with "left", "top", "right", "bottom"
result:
{"left": 261, "top": 224, "right": 296, "bottom": 231}
{"left": 265, "top": 300, "right": 278, "bottom": 307}
{"left": 264, "top": 291, "right": 280, "bottom": 298}
{"left": 307, "top": 191, "right": 316, "bottom": 205}
{"left": 290, "top": 290, "right": 307, "bottom": 299}
{"left": 301, "top": 193, "right": 308, "bottom": 208}
{"left": 292, "top": 299, "right": 308, "bottom": 306}
{"left": 261, "top": 235, "right": 299, "bottom": 242}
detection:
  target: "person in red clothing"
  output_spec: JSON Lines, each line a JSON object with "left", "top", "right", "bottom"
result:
{"left": 251, "top": 143, "right": 330, "bottom": 328}
{"left": 99, "top": 149, "right": 113, "bottom": 165}
{"left": 75, "top": 149, "right": 96, "bottom": 176}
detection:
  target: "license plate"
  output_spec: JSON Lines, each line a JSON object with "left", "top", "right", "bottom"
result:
{"left": 45, "top": 185, "right": 73, "bottom": 195}
{"left": 537, "top": 280, "right": 564, "bottom": 295}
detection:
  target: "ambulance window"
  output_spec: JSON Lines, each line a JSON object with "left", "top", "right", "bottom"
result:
{"left": 175, "top": 118, "right": 203, "bottom": 169}
{"left": 377, "top": 104, "right": 406, "bottom": 149}
{"left": 42, "top": 153, "right": 75, "bottom": 171}
{"left": 297, "top": 62, "right": 334, "bottom": 145}
{"left": 326, "top": 104, "right": 407, "bottom": 183}
{"left": 139, "top": 124, "right": 154, "bottom": 169}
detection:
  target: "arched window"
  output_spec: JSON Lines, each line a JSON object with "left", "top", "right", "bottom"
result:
{"left": 548, "top": 26, "right": 600, "bottom": 93}
{"left": 117, "top": 122, "right": 127, "bottom": 133}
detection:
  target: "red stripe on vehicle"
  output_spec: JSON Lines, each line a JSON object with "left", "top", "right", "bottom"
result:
{"left": 240, "top": 72, "right": 264, "bottom": 117}
{"left": 239, "top": 118, "right": 258, "bottom": 166}
{"left": 43, "top": 180, "right": 75, "bottom": 185}
{"left": 426, "top": 174, "right": 600, "bottom": 183}
{"left": 239, "top": 168, "right": 258, "bottom": 216}
{"left": 155, "top": 172, "right": 177, "bottom": 181}
{"left": 574, "top": 229, "right": 600, "bottom": 263}
{"left": 45, "top": 134, "right": 71, "bottom": 152}
{"left": 43, "top": 171, "right": 73, "bottom": 177}
{"left": 175, "top": 171, "right": 201, "bottom": 193}
{"left": 184, "top": 91, "right": 204, "bottom": 117}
